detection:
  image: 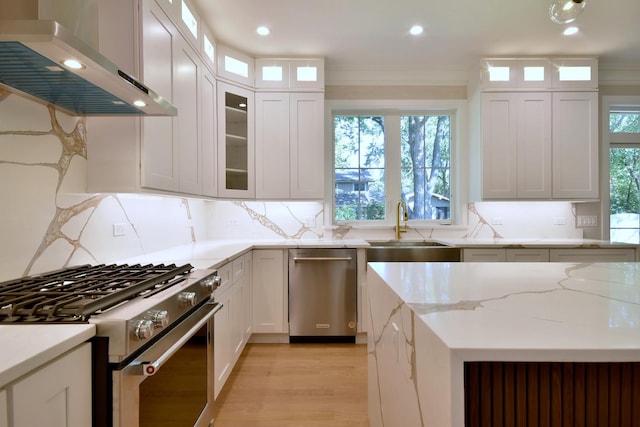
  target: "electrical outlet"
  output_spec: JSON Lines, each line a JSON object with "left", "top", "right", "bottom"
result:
{"left": 553, "top": 217, "right": 566, "bottom": 225}
{"left": 491, "top": 217, "right": 504, "bottom": 225}
{"left": 577, "top": 215, "right": 598, "bottom": 227}
{"left": 304, "top": 216, "right": 316, "bottom": 227}
{"left": 112, "top": 223, "right": 127, "bottom": 237}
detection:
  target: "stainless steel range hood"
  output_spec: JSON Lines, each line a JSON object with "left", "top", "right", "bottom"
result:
{"left": 0, "top": 20, "right": 177, "bottom": 116}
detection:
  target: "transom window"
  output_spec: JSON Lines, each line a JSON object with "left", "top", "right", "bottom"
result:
{"left": 333, "top": 112, "right": 453, "bottom": 224}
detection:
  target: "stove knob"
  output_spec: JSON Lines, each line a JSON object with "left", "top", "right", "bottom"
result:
{"left": 201, "top": 275, "right": 222, "bottom": 292}
{"left": 132, "top": 319, "right": 154, "bottom": 341}
{"left": 148, "top": 310, "right": 169, "bottom": 329}
{"left": 178, "top": 291, "right": 197, "bottom": 308}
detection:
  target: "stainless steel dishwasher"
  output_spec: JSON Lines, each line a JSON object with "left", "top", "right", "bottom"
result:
{"left": 288, "top": 248, "right": 357, "bottom": 343}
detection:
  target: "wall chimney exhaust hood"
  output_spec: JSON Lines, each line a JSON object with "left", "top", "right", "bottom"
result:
{"left": 0, "top": 20, "right": 177, "bottom": 116}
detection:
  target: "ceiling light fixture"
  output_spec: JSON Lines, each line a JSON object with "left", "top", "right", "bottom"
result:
{"left": 563, "top": 26, "right": 579, "bottom": 36}
{"left": 256, "top": 26, "right": 270, "bottom": 36}
{"left": 549, "top": 0, "right": 586, "bottom": 24}
{"left": 409, "top": 25, "right": 423, "bottom": 36}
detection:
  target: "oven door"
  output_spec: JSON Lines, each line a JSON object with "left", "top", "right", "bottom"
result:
{"left": 112, "top": 300, "right": 222, "bottom": 427}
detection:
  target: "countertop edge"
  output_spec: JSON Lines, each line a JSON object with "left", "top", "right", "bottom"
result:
{"left": 0, "top": 324, "right": 96, "bottom": 387}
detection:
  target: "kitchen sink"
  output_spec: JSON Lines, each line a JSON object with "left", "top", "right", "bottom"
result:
{"left": 367, "top": 240, "right": 461, "bottom": 262}
{"left": 368, "top": 241, "right": 448, "bottom": 247}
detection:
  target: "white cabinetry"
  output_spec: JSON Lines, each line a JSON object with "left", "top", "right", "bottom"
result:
{"left": 217, "top": 82, "right": 255, "bottom": 198}
{"left": 10, "top": 343, "right": 91, "bottom": 427}
{"left": 482, "top": 92, "right": 551, "bottom": 199}
{"left": 213, "top": 253, "right": 252, "bottom": 398}
{"left": 481, "top": 91, "right": 597, "bottom": 200}
{"left": 0, "top": 389, "right": 6, "bottom": 427}
{"left": 141, "top": 1, "right": 208, "bottom": 195}
{"left": 549, "top": 248, "right": 636, "bottom": 262}
{"left": 551, "top": 92, "right": 599, "bottom": 199}
{"left": 88, "top": 0, "right": 216, "bottom": 197}
{"left": 255, "top": 92, "right": 324, "bottom": 199}
{"left": 477, "top": 58, "right": 598, "bottom": 201}
{"left": 213, "top": 262, "right": 232, "bottom": 398}
{"left": 252, "top": 249, "right": 287, "bottom": 334}
{"left": 463, "top": 247, "right": 635, "bottom": 262}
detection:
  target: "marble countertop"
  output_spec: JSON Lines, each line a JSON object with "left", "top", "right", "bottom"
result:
{"left": 117, "top": 239, "right": 370, "bottom": 269}
{"left": 368, "top": 261, "right": 640, "bottom": 361}
{"left": 0, "top": 324, "right": 95, "bottom": 387}
{"left": 436, "top": 237, "right": 639, "bottom": 248}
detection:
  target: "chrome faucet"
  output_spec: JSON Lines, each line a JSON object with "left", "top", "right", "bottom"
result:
{"left": 395, "top": 200, "right": 408, "bottom": 240}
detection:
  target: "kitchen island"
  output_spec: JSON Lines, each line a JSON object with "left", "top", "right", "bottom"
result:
{"left": 367, "top": 262, "right": 640, "bottom": 427}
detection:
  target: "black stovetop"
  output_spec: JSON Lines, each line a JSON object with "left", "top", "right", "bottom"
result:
{"left": 0, "top": 263, "right": 193, "bottom": 323}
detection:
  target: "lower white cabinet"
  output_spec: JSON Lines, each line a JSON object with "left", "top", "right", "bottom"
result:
{"left": 10, "top": 343, "right": 91, "bottom": 427}
{"left": 463, "top": 247, "right": 636, "bottom": 262}
{"left": 0, "top": 389, "right": 7, "bottom": 427}
{"left": 213, "top": 254, "right": 252, "bottom": 398}
{"left": 252, "top": 250, "right": 287, "bottom": 333}
{"left": 462, "top": 248, "right": 550, "bottom": 262}
{"left": 549, "top": 248, "right": 636, "bottom": 262}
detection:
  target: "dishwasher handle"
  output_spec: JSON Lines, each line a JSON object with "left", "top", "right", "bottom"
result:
{"left": 292, "top": 256, "right": 353, "bottom": 262}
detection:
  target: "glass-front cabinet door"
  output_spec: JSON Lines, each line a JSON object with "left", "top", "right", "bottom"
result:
{"left": 217, "top": 82, "right": 254, "bottom": 198}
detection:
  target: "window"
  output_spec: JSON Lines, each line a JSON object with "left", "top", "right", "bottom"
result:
{"left": 333, "top": 112, "right": 452, "bottom": 223}
{"left": 181, "top": 1, "right": 198, "bottom": 39}
{"left": 609, "top": 106, "right": 640, "bottom": 244}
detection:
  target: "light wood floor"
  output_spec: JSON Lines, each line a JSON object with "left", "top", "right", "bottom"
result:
{"left": 212, "top": 343, "right": 369, "bottom": 427}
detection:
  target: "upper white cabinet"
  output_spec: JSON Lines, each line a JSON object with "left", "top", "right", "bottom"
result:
{"left": 88, "top": 0, "right": 216, "bottom": 197}
{"left": 255, "top": 92, "right": 324, "bottom": 199}
{"left": 217, "top": 45, "right": 255, "bottom": 87}
{"left": 255, "top": 59, "right": 324, "bottom": 90}
{"left": 480, "top": 58, "right": 598, "bottom": 91}
{"left": 482, "top": 92, "right": 552, "bottom": 199}
{"left": 217, "top": 82, "right": 255, "bottom": 198}
{"left": 551, "top": 91, "right": 599, "bottom": 199}
{"left": 88, "top": 1, "right": 325, "bottom": 201}
{"left": 478, "top": 58, "right": 599, "bottom": 201}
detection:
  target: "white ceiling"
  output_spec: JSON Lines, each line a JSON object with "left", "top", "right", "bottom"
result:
{"left": 191, "top": 0, "right": 640, "bottom": 86}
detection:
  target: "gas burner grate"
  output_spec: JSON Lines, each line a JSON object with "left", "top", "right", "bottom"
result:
{"left": 0, "top": 263, "right": 193, "bottom": 322}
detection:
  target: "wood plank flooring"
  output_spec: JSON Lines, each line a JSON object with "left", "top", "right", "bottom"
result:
{"left": 212, "top": 343, "right": 369, "bottom": 427}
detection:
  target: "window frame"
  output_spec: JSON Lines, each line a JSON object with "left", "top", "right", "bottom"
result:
{"left": 600, "top": 96, "right": 640, "bottom": 242}
{"left": 325, "top": 99, "right": 468, "bottom": 228}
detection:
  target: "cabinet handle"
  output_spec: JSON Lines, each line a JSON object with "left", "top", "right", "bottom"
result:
{"left": 292, "top": 257, "right": 353, "bottom": 262}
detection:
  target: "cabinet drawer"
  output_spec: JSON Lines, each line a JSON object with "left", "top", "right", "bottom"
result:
{"left": 505, "top": 248, "right": 550, "bottom": 262}
{"left": 549, "top": 248, "right": 636, "bottom": 262}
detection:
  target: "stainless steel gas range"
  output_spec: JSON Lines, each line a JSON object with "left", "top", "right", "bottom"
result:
{"left": 0, "top": 263, "right": 222, "bottom": 427}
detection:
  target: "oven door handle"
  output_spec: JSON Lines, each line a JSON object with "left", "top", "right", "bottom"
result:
{"left": 124, "top": 301, "right": 222, "bottom": 376}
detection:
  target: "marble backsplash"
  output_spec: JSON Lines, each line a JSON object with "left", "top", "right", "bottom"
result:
{"left": 0, "top": 90, "right": 581, "bottom": 281}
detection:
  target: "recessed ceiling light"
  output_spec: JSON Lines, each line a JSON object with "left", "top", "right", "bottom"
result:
{"left": 257, "top": 26, "right": 270, "bottom": 36}
{"left": 409, "top": 25, "right": 424, "bottom": 36}
{"left": 563, "top": 26, "right": 579, "bottom": 35}
{"left": 63, "top": 59, "right": 85, "bottom": 70}
{"left": 133, "top": 100, "right": 147, "bottom": 108}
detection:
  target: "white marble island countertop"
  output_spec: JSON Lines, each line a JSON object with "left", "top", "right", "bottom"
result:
{"left": 369, "top": 261, "right": 640, "bottom": 359}
{"left": 366, "top": 261, "right": 640, "bottom": 427}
